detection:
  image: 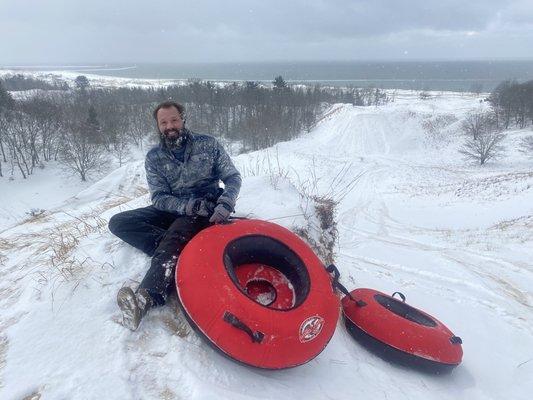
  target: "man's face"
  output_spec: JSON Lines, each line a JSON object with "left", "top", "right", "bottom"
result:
{"left": 156, "top": 106, "right": 184, "bottom": 140}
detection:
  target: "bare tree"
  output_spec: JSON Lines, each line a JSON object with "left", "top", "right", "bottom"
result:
{"left": 461, "top": 110, "right": 497, "bottom": 140}
{"left": 0, "top": 111, "right": 8, "bottom": 177}
{"left": 519, "top": 136, "right": 533, "bottom": 156}
{"left": 111, "top": 130, "right": 130, "bottom": 167}
{"left": 0, "top": 110, "right": 41, "bottom": 178}
{"left": 489, "top": 80, "right": 533, "bottom": 129}
{"left": 459, "top": 130, "right": 506, "bottom": 165}
{"left": 59, "top": 119, "right": 106, "bottom": 182}
{"left": 20, "top": 96, "right": 62, "bottom": 162}
{"left": 0, "top": 82, "right": 15, "bottom": 176}
{"left": 126, "top": 104, "right": 154, "bottom": 148}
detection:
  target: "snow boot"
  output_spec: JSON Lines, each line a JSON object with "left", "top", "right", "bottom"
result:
{"left": 117, "top": 287, "right": 153, "bottom": 331}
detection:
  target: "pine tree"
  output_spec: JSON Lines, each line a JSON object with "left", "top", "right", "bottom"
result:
{"left": 85, "top": 105, "right": 103, "bottom": 144}
{"left": 75, "top": 75, "right": 90, "bottom": 91}
{"left": 0, "top": 81, "right": 15, "bottom": 110}
{"left": 273, "top": 75, "right": 287, "bottom": 90}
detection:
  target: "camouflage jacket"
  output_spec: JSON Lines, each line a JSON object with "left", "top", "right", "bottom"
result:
{"left": 145, "top": 129, "right": 241, "bottom": 215}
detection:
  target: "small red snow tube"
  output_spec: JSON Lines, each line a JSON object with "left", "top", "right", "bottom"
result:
{"left": 176, "top": 219, "right": 340, "bottom": 369}
{"left": 342, "top": 288, "right": 463, "bottom": 374}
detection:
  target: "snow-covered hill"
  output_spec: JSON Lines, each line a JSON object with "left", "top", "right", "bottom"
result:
{"left": 1, "top": 92, "right": 532, "bottom": 400}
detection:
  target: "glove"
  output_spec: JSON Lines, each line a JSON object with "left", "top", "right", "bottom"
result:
{"left": 185, "top": 198, "right": 215, "bottom": 217}
{"left": 209, "top": 202, "right": 233, "bottom": 224}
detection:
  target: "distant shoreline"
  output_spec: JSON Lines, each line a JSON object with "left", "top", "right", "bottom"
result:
{"left": 2, "top": 60, "right": 532, "bottom": 91}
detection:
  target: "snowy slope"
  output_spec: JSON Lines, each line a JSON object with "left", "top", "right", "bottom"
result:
{"left": 1, "top": 92, "right": 532, "bottom": 400}
{"left": 0, "top": 162, "right": 89, "bottom": 230}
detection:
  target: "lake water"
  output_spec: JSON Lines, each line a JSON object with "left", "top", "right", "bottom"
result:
{"left": 3, "top": 60, "right": 533, "bottom": 91}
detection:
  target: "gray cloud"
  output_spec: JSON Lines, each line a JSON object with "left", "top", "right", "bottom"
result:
{"left": 0, "top": 0, "right": 531, "bottom": 63}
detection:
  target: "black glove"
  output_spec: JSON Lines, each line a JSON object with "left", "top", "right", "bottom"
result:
{"left": 185, "top": 198, "right": 215, "bottom": 217}
{"left": 209, "top": 202, "right": 233, "bottom": 224}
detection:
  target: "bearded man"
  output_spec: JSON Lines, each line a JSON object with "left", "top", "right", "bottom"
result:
{"left": 108, "top": 101, "right": 241, "bottom": 330}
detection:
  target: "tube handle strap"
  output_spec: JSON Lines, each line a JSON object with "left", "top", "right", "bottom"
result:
{"left": 450, "top": 336, "right": 463, "bottom": 344}
{"left": 223, "top": 311, "right": 264, "bottom": 343}
{"left": 392, "top": 292, "right": 406, "bottom": 302}
{"left": 326, "top": 264, "right": 355, "bottom": 301}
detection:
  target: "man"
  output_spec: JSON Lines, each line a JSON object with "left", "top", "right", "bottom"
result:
{"left": 108, "top": 101, "right": 241, "bottom": 330}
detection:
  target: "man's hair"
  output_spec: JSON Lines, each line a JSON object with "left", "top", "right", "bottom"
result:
{"left": 152, "top": 101, "right": 186, "bottom": 121}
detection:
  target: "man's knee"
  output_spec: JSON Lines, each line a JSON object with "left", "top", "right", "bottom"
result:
{"left": 108, "top": 212, "right": 129, "bottom": 236}
{"left": 171, "top": 217, "right": 209, "bottom": 237}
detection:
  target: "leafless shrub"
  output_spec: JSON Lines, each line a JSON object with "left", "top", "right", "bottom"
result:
{"left": 26, "top": 208, "right": 46, "bottom": 217}
{"left": 314, "top": 197, "right": 336, "bottom": 232}
{"left": 22, "top": 208, "right": 49, "bottom": 225}
{"left": 48, "top": 228, "right": 80, "bottom": 267}
{"left": 293, "top": 197, "right": 337, "bottom": 264}
{"left": 519, "top": 136, "right": 533, "bottom": 156}
{"left": 266, "top": 148, "right": 290, "bottom": 189}
{"left": 239, "top": 157, "right": 263, "bottom": 177}
{"left": 294, "top": 159, "right": 364, "bottom": 204}
{"left": 60, "top": 212, "right": 108, "bottom": 237}
{"left": 292, "top": 194, "right": 339, "bottom": 265}
{"left": 292, "top": 161, "right": 363, "bottom": 264}
{"left": 422, "top": 114, "right": 458, "bottom": 142}
{"left": 459, "top": 130, "right": 506, "bottom": 165}
{"left": 239, "top": 149, "right": 289, "bottom": 189}
{"left": 309, "top": 196, "right": 338, "bottom": 265}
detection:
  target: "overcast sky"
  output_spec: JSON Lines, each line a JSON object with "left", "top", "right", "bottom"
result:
{"left": 1, "top": 0, "right": 532, "bottom": 64}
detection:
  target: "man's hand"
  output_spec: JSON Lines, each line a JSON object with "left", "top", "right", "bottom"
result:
{"left": 209, "top": 203, "right": 232, "bottom": 224}
{"left": 185, "top": 198, "right": 215, "bottom": 217}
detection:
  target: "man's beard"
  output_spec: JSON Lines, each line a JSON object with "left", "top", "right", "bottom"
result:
{"left": 161, "top": 128, "right": 185, "bottom": 148}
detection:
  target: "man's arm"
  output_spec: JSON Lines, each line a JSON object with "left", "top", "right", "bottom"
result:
{"left": 214, "top": 141, "right": 242, "bottom": 210}
{"left": 145, "top": 156, "right": 189, "bottom": 214}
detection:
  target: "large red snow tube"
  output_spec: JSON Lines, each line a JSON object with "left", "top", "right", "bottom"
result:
{"left": 342, "top": 288, "right": 463, "bottom": 374}
{"left": 176, "top": 219, "right": 340, "bottom": 369}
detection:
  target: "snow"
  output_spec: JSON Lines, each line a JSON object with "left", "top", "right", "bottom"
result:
{"left": 0, "top": 161, "right": 91, "bottom": 230}
{"left": 1, "top": 88, "right": 532, "bottom": 400}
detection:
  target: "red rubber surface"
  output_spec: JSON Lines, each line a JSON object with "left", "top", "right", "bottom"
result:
{"left": 235, "top": 263, "right": 295, "bottom": 309}
{"left": 176, "top": 219, "right": 340, "bottom": 369}
{"left": 342, "top": 288, "right": 463, "bottom": 365}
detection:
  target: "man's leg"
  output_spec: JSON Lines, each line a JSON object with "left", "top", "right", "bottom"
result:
{"left": 108, "top": 205, "right": 178, "bottom": 256}
{"left": 139, "top": 216, "right": 211, "bottom": 306}
{"left": 111, "top": 205, "right": 180, "bottom": 330}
